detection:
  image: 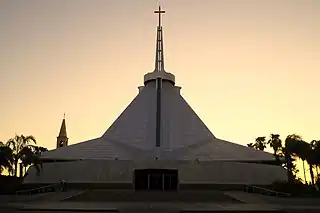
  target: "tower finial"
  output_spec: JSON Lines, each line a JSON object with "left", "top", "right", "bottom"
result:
{"left": 63, "top": 113, "right": 66, "bottom": 119}
{"left": 154, "top": 5, "right": 166, "bottom": 72}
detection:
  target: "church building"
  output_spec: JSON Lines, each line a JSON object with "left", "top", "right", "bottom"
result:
{"left": 24, "top": 7, "right": 286, "bottom": 190}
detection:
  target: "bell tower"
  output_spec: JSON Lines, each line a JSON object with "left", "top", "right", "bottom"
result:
{"left": 56, "top": 113, "right": 68, "bottom": 148}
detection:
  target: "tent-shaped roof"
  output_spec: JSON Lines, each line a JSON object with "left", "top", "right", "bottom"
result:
{"left": 42, "top": 80, "right": 275, "bottom": 162}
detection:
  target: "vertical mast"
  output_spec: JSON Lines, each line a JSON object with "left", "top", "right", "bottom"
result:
{"left": 144, "top": 5, "right": 175, "bottom": 85}
{"left": 154, "top": 6, "right": 166, "bottom": 148}
{"left": 154, "top": 6, "right": 165, "bottom": 72}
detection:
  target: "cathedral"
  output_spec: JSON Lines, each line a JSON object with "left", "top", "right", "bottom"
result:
{"left": 24, "top": 6, "right": 286, "bottom": 190}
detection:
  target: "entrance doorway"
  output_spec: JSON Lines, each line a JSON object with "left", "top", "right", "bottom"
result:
{"left": 134, "top": 169, "right": 178, "bottom": 191}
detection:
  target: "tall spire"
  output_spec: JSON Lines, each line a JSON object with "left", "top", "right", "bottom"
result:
{"left": 57, "top": 114, "right": 68, "bottom": 148}
{"left": 154, "top": 5, "right": 165, "bottom": 72}
{"left": 58, "top": 118, "right": 67, "bottom": 137}
{"left": 143, "top": 5, "right": 175, "bottom": 85}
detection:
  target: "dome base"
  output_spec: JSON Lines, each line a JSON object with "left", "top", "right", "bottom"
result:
{"left": 144, "top": 71, "right": 175, "bottom": 85}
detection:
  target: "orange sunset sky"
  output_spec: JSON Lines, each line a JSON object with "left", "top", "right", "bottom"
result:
{"left": 1, "top": 0, "right": 319, "bottom": 175}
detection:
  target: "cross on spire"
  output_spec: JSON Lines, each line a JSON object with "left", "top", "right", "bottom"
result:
{"left": 154, "top": 5, "right": 166, "bottom": 72}
{"left": 154, "top": 5, "right": 165, "bottom": 27}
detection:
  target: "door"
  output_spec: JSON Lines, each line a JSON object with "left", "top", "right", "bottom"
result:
{"left": 134, "top": 169, "right": 178, "bottom": 191}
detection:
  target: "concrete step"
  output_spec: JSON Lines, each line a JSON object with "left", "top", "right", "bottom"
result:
{"left": 35, "top": 190, "right": 85, "bottom": 202}
{"left": 226, "top": 191, "right": 320, "bottom": 206}
{"left": 0, "top": 190, "right": 84, "bottom": 203}
{"left": 65, "top": 190, "right": 243, "bottom": 203}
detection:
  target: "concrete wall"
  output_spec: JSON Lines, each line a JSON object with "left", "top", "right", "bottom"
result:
{"left": 24, "top": 160, "right": 287, "bottom": 185}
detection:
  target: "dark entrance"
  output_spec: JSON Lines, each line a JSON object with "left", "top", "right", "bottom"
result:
{"left": 134, "top": 169, "right": 178, "bottom": 191}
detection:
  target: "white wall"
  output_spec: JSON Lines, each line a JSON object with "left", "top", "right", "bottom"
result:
{"left": 24, "top": 160, "right": 287, "bottom": 185}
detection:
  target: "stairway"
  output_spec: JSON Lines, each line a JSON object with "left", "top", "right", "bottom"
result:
{"left": 65, "top": 189, "right": 243, "bottom": 203}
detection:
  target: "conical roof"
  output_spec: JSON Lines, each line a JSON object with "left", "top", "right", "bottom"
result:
{"left": 101, "top": 81, "right": 215, "bottom": 150}
{"left": 42, "top": 80, "right": 275, "bottom": 162}
{"left": 58, "top": 118, "right": 67, "bottom": 138}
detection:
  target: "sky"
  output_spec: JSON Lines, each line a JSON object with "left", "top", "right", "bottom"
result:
{"left": 0, "top": 0, "right": 319, "bottom": 177}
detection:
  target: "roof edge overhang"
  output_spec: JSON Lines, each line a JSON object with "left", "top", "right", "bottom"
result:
{"left": 228, "top": 159, "right": 282, "bottom": 166}
{"left": 40, "top": 158, "right": 281, "bottom": 165}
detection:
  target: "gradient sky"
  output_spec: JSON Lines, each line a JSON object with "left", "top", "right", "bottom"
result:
{"left": 1, "top": 0, "right": 319, "bottom": 177}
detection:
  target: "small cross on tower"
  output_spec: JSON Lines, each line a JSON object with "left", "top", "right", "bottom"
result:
{"left": 154, "top": 5, "right": 165, "bottom": 27}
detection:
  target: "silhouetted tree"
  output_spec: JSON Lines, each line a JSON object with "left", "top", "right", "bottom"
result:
{"left": 6, "top": 135, "right": 37, "bottom": 177}
{"left": 289, "top": 136, "right": 308, "bottom": 184}
{"left": 33, "top": 146, "right": 48, "bottom": 156}
{"left": 306, "top": 143, "right": 316, "bottom": 185}
{"left": 255, "top": 137, "right": 267, "bottom": 151}
{"left": 247, "top": 137, "right": 266, "bottom": 151}
{"left": 284, "top": 134, "right": 303, "bottom": 184}
{"left": 20, "top": 146, "right": 43, "bottom": 176}
{"left": 0, "top": 142, "right": 13, "bottom": 175}
{"left": 311, "top": 140, "right": 320, "bottom": 179}
{"left": 268, "top": 134, "right": 282, "bottom": 160}
{"left": 247, "top": 143, "right": 254, "bottom": 148}
{"left": 249, "top": 133, "right": 319, "bottom": 186}
{"left": 1, "top": 136, "right": 47, "bottom": 177}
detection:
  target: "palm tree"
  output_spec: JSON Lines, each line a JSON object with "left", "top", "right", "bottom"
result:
{"left": 268, "top": 134, "right": 282, "bottom": 159}
{"left": 247, "top": 137, "right": 266, "bottom": 151}
{"left": 6, "top": 134, "right": 36, "bottom": 177}
{"left": 21, "top": 145, "right": 47, "bottom": 176}
{"left": 311, "top": 140, "right": 320, "bottom": 178}
{"left": 305, "top": 142, "right": 317, "bottom": 185}
{"left": 295, "top": 139, "right": 309, "bottom": 184}
{"left": 20, "top": 146, "right": 43, "bottom": 176}
{"left": 247, "top": 143, "right": 254, "bottom": 148}
{"left": 0, "top": 142, "right": 13, "bottom": 175}
{"left": 33, "top": 146, "right": 48, "bottom": 156}
{"left": 282, "top": 134, "right": 309, "bottom": 184}
{"left": 284, "top": 134, "right": 302, "bottom": 184}
{"left": 255, "top": 137, "right": 267, "bottom": 151}
{"left": 284, "top": 135, "right": 317, "bottom": 185}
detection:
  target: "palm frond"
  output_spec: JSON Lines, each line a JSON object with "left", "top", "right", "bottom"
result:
{"left": 6, "top": 138, "right": 17, "bottom": 151}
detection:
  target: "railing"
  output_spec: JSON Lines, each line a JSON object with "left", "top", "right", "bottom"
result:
{"left": 244, "top": 184, "right": 291, "bottom": 197}
{"left": 15, "top": 183, "right": 61, "bottom": 195}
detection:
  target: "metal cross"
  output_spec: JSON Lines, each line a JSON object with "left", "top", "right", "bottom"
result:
{"left": 154, "top": 5, "right": 165, "bottom": 27}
